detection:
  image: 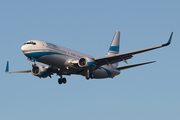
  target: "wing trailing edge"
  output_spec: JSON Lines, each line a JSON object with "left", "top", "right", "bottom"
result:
{"left": 116, "top": 61, "right": 156, "bottom": 70}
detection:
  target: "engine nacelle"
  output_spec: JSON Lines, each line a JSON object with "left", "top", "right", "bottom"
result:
{"left": 31, "top": 65, "right": 49, "bottom": 78}
{"left": 78, "top": 57, "right": 96, "bottom": 70}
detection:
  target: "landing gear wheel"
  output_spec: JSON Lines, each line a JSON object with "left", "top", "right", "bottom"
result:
{"left": 62, "top": 78, "right": 67, "bottom": 84}
{"left": 58, "top": 78, "right": 63, "bottom": 84}
{"left": 90, "top": 73, "right": 94, "bottom": 79}
{"left": 86, "top": 73, "right": 93, "bottom": 80}
{"left": 58, "top": 78, "right": 67, "bottom": 84}
{"left": 86, "top": 76, "right": 89, "bottom": 80}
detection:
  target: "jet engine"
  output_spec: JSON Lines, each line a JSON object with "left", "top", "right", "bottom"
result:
{"left": 31, "top": 65, "right": 49, "bottom": 78}
{"left": 78, "top": 57, "right": 96, "bottom": 70}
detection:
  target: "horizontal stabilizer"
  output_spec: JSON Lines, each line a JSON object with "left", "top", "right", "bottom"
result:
{"left": 5, "top": 61, "right": 31, "bottom": 73}
{"left": 116, "top": 61, "right": 156, "bottom": 70}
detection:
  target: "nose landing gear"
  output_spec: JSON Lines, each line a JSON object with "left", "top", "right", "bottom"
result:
{"left": 31, "top": 59, "right": 36, "bottom": 67}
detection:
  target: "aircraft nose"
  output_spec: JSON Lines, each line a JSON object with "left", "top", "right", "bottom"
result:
{"left": 21, "top": 45, "right": 26, "bottom": 52}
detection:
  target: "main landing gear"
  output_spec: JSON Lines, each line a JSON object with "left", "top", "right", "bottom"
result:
{"left": 57, "top": 69, "right": 67, "bottom": 85}
{"left": 86, "top": 69, "right": 94, "bottom": 80}
{"left": 58, "top": 78, "right": 67, "bottom": 84}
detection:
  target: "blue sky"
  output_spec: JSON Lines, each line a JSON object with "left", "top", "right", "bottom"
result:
{"left": 1, "top": 0, "right": 180, "bottom": 120}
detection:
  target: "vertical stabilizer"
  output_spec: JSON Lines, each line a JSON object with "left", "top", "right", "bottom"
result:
{"left": 107, "top": 31, "right": 120, "bottom": 67}
{"left": 107, "top": 31, "right": 120, "bottom": 55}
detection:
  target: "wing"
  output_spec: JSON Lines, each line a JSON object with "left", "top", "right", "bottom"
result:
{"left": 5, "top": 61, "right": 31, "bottom": 73}
{"left": 94, "top": 32, "right": 173, "bottom": 66}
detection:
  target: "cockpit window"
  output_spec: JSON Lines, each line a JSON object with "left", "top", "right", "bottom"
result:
{"left": 24, "top": 41, "right": 36, "bottom": 45}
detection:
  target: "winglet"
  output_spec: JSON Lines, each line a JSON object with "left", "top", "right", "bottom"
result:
{"left": 162, "top": 32, "right": 173, "bottom": 46}
{"left": 5, "top": 61, "right": 9, "bottom": 73}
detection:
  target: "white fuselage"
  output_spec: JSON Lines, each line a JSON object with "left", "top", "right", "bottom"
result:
{"left": 21, "top": 40, "right": 120, "bottom": 79}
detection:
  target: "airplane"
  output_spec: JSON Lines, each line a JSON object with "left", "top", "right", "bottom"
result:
{"left": 5, "top": 31, "right": 173, "bottom": 85}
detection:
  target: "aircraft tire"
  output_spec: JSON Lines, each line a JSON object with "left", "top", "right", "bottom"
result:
{"left": 86, "top": 76, "right": 89, "bottom": 80}
{"left": 58, "top": 78, "right": 63, "bottom": 84}
{"left": 90, "top": 73, "right": 94, "bottom": 79}
{"left": 62, "top": 78, "right": 67, "bottom": 84}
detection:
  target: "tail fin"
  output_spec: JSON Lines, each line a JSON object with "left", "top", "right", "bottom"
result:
{"left": 107, "top": 31, "right": 120, "bottom": 67}
{"left": 107, "top": 31, "right": 120, "bottom": 55}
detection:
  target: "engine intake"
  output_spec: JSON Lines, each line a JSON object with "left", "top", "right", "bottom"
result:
{"left": 79, "top": 58, "right": 86, "bottom": 66}
{"left": 32, "top": 66, "right": 39, "bottom": 74}
{"left": 78, "top": 57, "right": 96, "bottom": 70}
{"left": 31, "top": 65, "right": 49, "bottom": 78}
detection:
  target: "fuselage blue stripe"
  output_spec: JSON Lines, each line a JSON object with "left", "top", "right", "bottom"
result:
{"left": 25, "top": 52, "right": 72, "bottom": 59}
{"left": 100, "top": 67, "right": 112, "bottom": 77}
